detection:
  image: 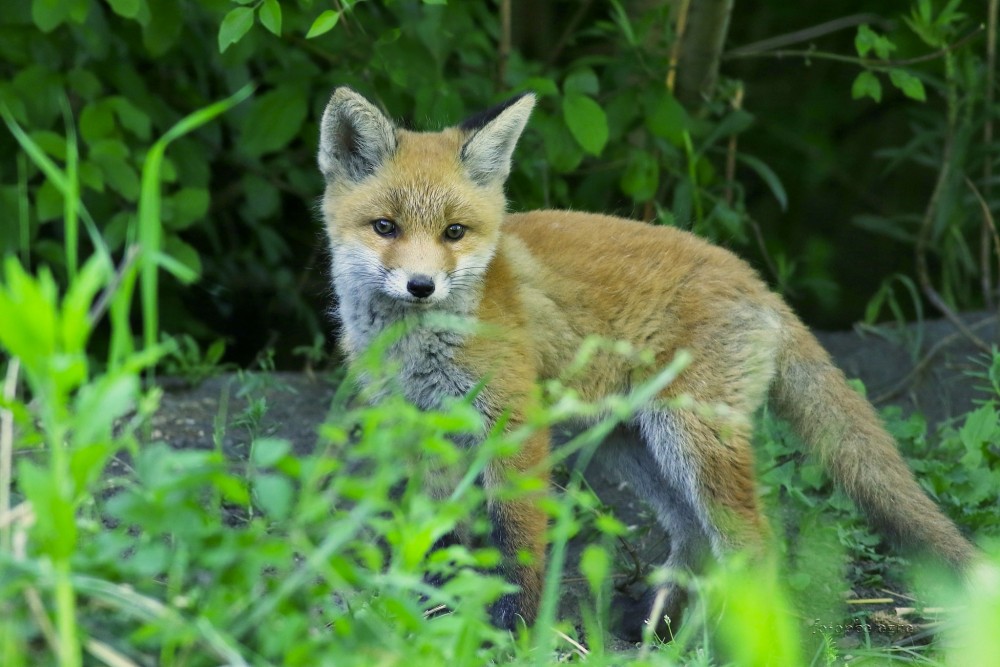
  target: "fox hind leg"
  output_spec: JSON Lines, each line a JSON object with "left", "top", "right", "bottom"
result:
{"left": 595, "top": 427, "right": 713, "bottom": 640}
{"left": 609, "top": 410, "right": 769, "bottom": 640}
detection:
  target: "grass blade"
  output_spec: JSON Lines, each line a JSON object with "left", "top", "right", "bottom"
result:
{"left": 136, "top": 84, "right": 254, "bottom": 360}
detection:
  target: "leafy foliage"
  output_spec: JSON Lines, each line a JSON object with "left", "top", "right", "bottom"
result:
{"left": 2, "top": 0, "right": 812, "bottom": 365}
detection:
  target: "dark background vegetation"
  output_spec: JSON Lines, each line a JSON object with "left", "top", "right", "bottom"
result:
{"left": 1, "top": 0, "right": 995, "bottom": 366}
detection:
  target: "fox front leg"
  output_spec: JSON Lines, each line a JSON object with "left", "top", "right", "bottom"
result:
{"left": 487, "top": 495, "right": 546, "bottom": 629}
{"left": 481, "top": 436, "right": 549, "bottom": 631}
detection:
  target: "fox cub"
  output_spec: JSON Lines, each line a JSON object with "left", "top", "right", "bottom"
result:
{"left": 317, "top": 87, "right": 976, "bottom": 639}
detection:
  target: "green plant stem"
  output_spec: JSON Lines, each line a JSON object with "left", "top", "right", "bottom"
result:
{"left": 683, "top": 130, "right": 705, "bottom": 228}
{"left": 43, "top": 413, "right": 79, "bottom": 667}
{"left": 136, "top": 84, "right": 253, "bottom": 375}
{"left": 532, "top": 492, "right": 574, "bottom": 666}
{"left": 53, "top": 560, "right": 80, "bottom": 667}
{"left": 0, "top": 359, "right": 17, "bottom": 555}
{"left": 0, "top": 104, "right": 111, "bottom": 271}
{"left": 60, "top": 97, "right": 79, "bottom": 282}
{"left": 16, "top": 154, "right": 29, "bottom": 270}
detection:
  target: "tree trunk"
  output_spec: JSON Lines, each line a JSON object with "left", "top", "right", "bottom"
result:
{"left": 675, "top": 0, "right": 734, "bottom": 109}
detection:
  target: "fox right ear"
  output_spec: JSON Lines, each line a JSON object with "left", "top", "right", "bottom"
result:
{"left": 318, "top": 88, "right": 397, "bottom": 183}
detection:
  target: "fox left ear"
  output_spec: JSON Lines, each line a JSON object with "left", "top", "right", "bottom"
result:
{"left": 318, "top": 87, "right": 397, "bottom": 184}
{"left": 459, "top": 93, "right": 535, "bottom": 187}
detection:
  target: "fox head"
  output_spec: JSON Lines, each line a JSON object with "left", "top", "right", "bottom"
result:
{"left": 317, "top": 88, "right": 535, "bottom": 318}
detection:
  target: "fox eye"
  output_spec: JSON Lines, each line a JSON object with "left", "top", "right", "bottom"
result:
{"left": 443, "top": 224, "right": 466, "bottom": 241}
{"left": 372, "top": 218, "right": 397, "bottom": 237}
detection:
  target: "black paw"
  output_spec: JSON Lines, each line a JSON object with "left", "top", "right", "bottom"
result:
{"left": 489, "top": 592, "right": 523, "bottom": 631}
{"left": 611, "top": 587, "right": 683, "bottom": 642}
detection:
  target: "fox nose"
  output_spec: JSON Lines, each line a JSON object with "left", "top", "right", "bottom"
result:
{"left": 406, "top": 274, "right": 435, "bottom": 298}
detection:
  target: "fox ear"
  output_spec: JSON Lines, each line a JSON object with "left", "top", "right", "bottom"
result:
{"left": 459, "top": 93, "right": 535, "bottom": 187}
{"left": 318, "top": 87, "right": 397, "bottom": 183}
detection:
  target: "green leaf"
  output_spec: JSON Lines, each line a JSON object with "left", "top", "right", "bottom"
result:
{"left": 851, "top": 71, "right": 882, "bottom": 103}
{"left": 254, "top": 473, "right": 294, "bottom": 520}
{"left": 672, "top": 179, "right": 693, "bottom": 226}
{"left": 645, "top": 90, "right": 689, "bottom": 146}
{"left": 702, "top": 109, "right": 755, "bottom": 148}
{"left": 131, "top": 542, "right": 170, "bottom": 577}
{"left": 81, "top": 101, "right": 116, "bottom": 144}
{"left": 306, "top": 9, "right": 340, "bottom": 39}
{"left": 855, "top": 25, "right": 895, "bottom": 59}
{"left": 540, "top": 115, "right": 583, "bottom": 173}
{"left": 31, "top": 0, "right": 70, "bottom": 32}
{"left": 736, "top": 153, "right": 787, "bottom": 211}
{"left": 111, "top": 97, "right": 152, "bottom": 140}
{"left": 562, "top": 94, "right": 608, "bottom": 156}
{"left": 143, "top": 0, "right": 183, "bottom": 55}
{"left": 165, "top": 187, "right": 210, "bottom": 230}
{"left": 73, "top": 374, "right": 138, "bottom": 451}
{"left": 855, "top": 24, "right": 876, "bottom": 57}
{"left": 163, "top": 236, "right": 202, "bottom": 281}
{"left": 242, "top": 85, "right": 307, "bottom": 157}
{"left": 960, "top": 405, "right": 999, "bottom": 452}
{"left": 36, "top": 179, "right": 64, "bottom": 222}
{"left": 563, "top": 69, "right": 599, "bottom": 96}
{"left": 218, "top": 7, "right": 254, "bottom": 53}
{"left": 423, "top": 0, "right": 447, "bottom": 4}
{"left": 514, "top": 77, "right": 559, "bottom": 97}
{"left": 90, "top": 140, "right": 140, "bottom": 201}
{"left": 18, "top": 459, "right": 77, "bottom": 558}
{"left": 251, "top": 438, "right": 292, "bottom": 468}
{"left": 0, "top": 259, "right": 57, "bottom": 368}
{"left": 30, "top": 130, "right": 67, "bottom": 161}
{"left": 621, "top": 150, "right": 659, "bottom": 201}
{"left": 710, "top": 202, "right": 746, "bottom": 242}
{"left": 259, "top": 0, "right": 281, "bottom": 36}
{"left": 852, "top": 214, "right": 917, "bottom": 243}
{"left": 579, "top": 545, "right": 610, "bottom": 595}
{"left": 79, "top": 161, "right": 105, "bottom": 192}
{"left": 59, "top": 253, "right": 107, "bottom": 353}
{"left": 888, "top": 69, "right": 926, "bottom": 101}
{"left": 106, "top": 0, "right": 141, "bottom": 19}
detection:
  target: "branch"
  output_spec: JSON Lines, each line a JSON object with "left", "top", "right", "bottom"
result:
{"left": 723, "top": 24, "right": 985, "bottom": 68}
{"left": 725, "top": 13, "right": 893, "bottom": 58}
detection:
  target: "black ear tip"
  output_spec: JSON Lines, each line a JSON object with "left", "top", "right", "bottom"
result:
{"left": 459, "top": 92, "right": 535, "bottom": 131}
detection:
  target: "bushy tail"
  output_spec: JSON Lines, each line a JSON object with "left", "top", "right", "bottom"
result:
{"left": 770, "top": 318, "right": 975, "bottom": 570}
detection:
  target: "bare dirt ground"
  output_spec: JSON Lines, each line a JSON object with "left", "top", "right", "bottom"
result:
{"left": 150, "top": 311, "right": 997, "bottom": 647}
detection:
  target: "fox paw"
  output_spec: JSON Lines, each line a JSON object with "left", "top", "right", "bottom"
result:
{"left": 489, "top": 593, "right": 524, "bottom": 631}
{"left": 611, "top": 587, "right": 684, "bottom": 642}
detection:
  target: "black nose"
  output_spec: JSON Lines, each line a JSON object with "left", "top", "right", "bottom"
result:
{"left": 406, "top": 275, "right": 435, "bottom": 298}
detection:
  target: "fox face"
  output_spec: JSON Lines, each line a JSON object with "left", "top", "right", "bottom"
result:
{"left": 318, "top": 89, "right": 535, "bottom": 339}
{"left": 323, "top": 133, "right": 500, "bottom": 309}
